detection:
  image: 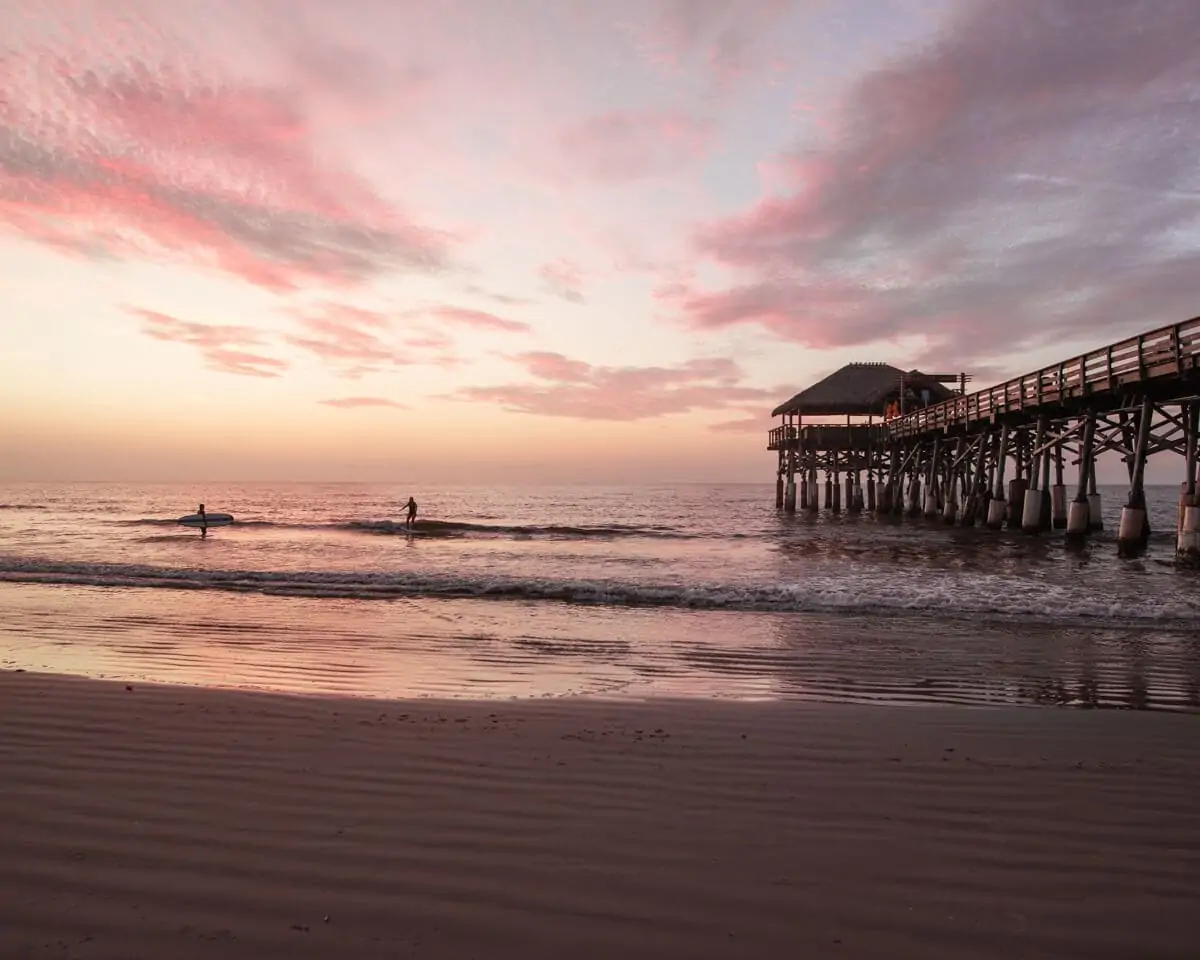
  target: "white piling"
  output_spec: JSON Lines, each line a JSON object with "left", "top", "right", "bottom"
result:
{"left": 985, "top": 497, "right": 1006, "bottom": 529}
{"left": 784, "top": 481, "right": 796, "bottom": 512}
{"left": 942, "top": 492, "right": 957, "bottom": 524}
{"left": 1117, "top": 506, "right": 1146, "bottom": 555}
{"left": 1020, "top": 488, "right": 1043, "bottom": 534}
{"left": 1179, "top": 505, "right": 1200, "bottom": 562}
{"left": 1066, "top": 500, "right": 1090, "bottom": 540}
{"left": 1050, "top": 485, "right": 1068, "bottom": 530}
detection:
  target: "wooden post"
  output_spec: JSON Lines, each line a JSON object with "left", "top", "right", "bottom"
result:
{"left": 1179, "top": 401, "right": 1200, "bottom": 563}
{"left": 1006, "top": 426, "right": 1027, "bottom": 530}
{"left": 783, "top": 414, "right": 797, "bottom": 512}
{"left": 1021, "top": 415, "right": 1048, "bottom": 533}
{"left": 776, "top": 446, "right": 784, "bottom": 508}
{"left": 1051, "top": 438, "right": 1067, "bottom": 529}
{"left": 865, "top": 414, "right": 877, "bottom": 512}
{"left": 943, "top": 437, "right": 962, "bottom": 524}
{"left": 924, "top": 435, "right": 941, "bottom": 518}
{"left": 1117, "top": 395, "right": 1152, "bottom": 555}
{"left": 1066, "top": 410, "right": 1095, "bottom": 542}
{"left": 987, "top": 425, "right": 1009, "bottom": 529}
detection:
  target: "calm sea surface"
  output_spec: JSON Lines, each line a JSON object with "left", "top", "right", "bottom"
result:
{"left": 1, "top": 482, "right": 1198, "bottom": 710}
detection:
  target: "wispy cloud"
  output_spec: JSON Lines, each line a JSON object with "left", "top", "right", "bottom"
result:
{"left": 451, "top": 351, "right": 777, "bottom": 421}
{"left": 668, "top": 0, "right": 1200, "bottom": 371}
{"left": 0, "top": 36, "right": 456, "bottom": 291}
{"left": 429, "top": 306, "right": 531, "bottom": 334}
{"left": 131, "top": 307, "right": 288, "bottom": 378}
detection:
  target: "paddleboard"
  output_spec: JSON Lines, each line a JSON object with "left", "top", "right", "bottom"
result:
{"left": 177, "top": 512, "right": 234, "bottom": 528}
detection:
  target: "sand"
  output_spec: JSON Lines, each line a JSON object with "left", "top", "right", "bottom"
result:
{"left": 1, "top": 671, "right": 1197, "bottom": 959}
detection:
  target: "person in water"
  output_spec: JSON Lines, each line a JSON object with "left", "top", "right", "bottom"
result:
{"left": 197, "top": 503, "right": 208, "bottom": 538}
{"left": 405, "top": 496, "right": 418, "bottom": 529}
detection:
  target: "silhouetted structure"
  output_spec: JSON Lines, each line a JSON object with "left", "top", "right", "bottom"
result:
{"left": 767, "top": 317, "right": 1200, "bottom": 561}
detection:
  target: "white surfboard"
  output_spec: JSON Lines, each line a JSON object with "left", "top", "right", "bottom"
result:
{"left": 177, "top": 512, "right": 234, "bottom": 528}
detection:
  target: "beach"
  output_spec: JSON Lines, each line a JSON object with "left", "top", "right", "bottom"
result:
{"left": 3, "top": 670, "right": 1197, "bottom": 959}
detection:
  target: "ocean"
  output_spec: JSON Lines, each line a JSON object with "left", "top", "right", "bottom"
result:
{"left": 1, "top": 482, "right": 1198, "bottom": 710}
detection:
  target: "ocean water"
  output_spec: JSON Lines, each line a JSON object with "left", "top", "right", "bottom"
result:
{"left": 1, "top": 482, "right": 1198, "bottom": 710}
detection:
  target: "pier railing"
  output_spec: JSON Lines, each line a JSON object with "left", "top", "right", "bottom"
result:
{"left": 889, "top": 317, "right": 1200, "bottom": 438}
{"left": 768, "top": 423, "right": 888, "bottom": 450}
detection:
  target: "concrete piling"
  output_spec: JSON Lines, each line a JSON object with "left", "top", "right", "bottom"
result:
{"left": 1050, "top": 485, "right": 1067, "bottom": 530}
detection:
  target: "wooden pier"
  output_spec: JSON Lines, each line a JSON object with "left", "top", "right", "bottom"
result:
{"left": 768, "top": 316, "right": 1200, "bottom": 563}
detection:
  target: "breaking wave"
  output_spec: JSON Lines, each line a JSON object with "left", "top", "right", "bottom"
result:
{"left": 1, "top": 557, "right": 1197, "bottom": 625}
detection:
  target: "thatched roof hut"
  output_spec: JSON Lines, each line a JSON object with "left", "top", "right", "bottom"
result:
{"left": 771, "top": 362, "right": 959, "bottom": 417}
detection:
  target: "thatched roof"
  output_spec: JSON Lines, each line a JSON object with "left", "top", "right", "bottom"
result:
{"left": 771, "top": 363, "right": 958, "bottom": 417}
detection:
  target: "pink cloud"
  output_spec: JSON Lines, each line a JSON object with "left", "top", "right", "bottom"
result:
{"left": 559, "top": 110, "right": 714, "bottom": 181}
{"left": 284, "top": 303, "right": 408, "bottom": 378}
{"left": 318, "top": 396, "right": 408, "bottom": 409}
{"left": 0, "top": 41, "right": 455, "bottom": 291}
{"left": 286, "top": 301, "right": 480, "bottom": 375}
{"left": 131, "top": 308, "right": 288, "bottom": 378}
{"left": 429, "top": 306, "right": 530, "bottom": 334}
{"left": 674, "top": 0, "right": 1200, "bottom": 370}
{"left": 538, "top": 259, "right": 585, "bottom": 303}
{"left": 450, "top": 351, "right": 776, "bottom": 421}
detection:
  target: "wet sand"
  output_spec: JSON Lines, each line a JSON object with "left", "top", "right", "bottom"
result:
{"left": 1, "top": 671, "right": 1197, "bottom": 959}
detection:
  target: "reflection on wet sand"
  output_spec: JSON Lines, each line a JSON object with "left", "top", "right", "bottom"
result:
{"left": 2, "top": 582, "right": 1198, "bottom": 711}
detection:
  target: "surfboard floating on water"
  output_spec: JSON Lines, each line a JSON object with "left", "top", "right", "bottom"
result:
{"left": 177, "top": 513, "right": 234, "bottom": 528}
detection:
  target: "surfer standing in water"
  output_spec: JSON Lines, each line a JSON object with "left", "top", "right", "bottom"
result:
{"left": 197, "top": 503, "right": 208, "bottom": 539}
{"left": 405, "top": 496, "right": 418, "bottom": 530}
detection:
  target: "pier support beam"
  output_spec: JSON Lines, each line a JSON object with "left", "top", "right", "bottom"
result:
{"left": 1088, "top": 466, "right": 1103, "bottom": 531}
{"left": 923, "top": 436, "right": 941, "bottom": 519}
{"left": 907, "top": 472, "right": 923, "bottom": 517}
{"left": 987, "top": 426, "right": 1009, "bottom": 529}
{"left": 1066, "top": 411, "right": 1096, "bottom": 543}
{"left": 1021, "top": 416, "right": 1047, "bottom": 534}
{"left": 1051, "top": 441, "right": 1067, "bottom": 529}
{"left": 962, "top": 432, "right": 989, "bottom": 527}
{"left": 867, "top": 476, "right": 877, "bottom": 513}
{"left": 1006, "top": 430, "right": 1026, "bottom": 531}
{"left": 1178, "top": 402, "right": 1200, "bottom": 565}
{"left": 1118, "top": 395, "right": 1152, "bottom": 557}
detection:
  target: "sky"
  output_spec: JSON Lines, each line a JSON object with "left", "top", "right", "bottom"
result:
{"left": 1, "top": 0, "right": 1197, "bottom": 484}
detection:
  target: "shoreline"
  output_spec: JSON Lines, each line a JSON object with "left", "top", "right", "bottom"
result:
{"left": 3, "top": 670, "right": 1198, "bottom": 958}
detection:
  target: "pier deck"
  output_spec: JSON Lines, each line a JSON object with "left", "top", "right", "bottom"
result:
{"left": 889, "top": 318, "right": 1200, "bottom": 439}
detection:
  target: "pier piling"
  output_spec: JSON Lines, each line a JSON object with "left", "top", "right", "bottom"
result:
{"left": 1178, "top": 401, "right": 1200, "bottom": 564}
{"left": 1117, "top": 396, "right": 1153, "bottom": 557}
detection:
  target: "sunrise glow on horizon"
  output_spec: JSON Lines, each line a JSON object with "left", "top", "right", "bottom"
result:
{"left": 2, "top": 0, "right": 1197, "bottom": 483}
